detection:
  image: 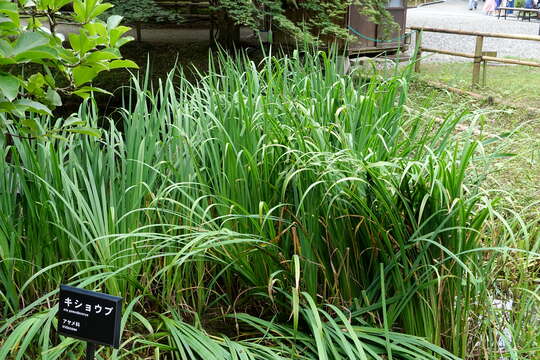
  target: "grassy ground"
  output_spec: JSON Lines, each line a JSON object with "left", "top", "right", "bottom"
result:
{"left": 417, "top": 62, "right": 540, "bottom": 108}
{"left": 411, "top": 63, "right": 540, "bottom": 215}
{"left": 409, "top": 66, "right": 540, "bottom": 357}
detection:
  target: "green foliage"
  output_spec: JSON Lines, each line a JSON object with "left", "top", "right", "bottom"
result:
{"left": 102, "top": 1, "right": 396, "bottom": 44}
{"left": 107, "top": 0, "right": 184, "bottom": 24}
{"left": 215, "top": 0, "right": 397, "bottom": 43}
{"left": 0, "top": 51, "right": 538, "bottom": 359}
{"left": 0, "top": 0, "right": 137, "bottom": 137}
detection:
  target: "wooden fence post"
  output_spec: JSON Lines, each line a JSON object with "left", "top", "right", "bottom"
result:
{"left": 482, "top": 56, "right": 487, "bottom": 87}
{"left": 472, "top": 35, "right": 484, "bottom": 87}
{"left": 414, "top": 30, "right": 423, "bottom": 73}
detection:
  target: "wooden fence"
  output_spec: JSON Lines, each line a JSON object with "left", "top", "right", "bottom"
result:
{"left": 410, "top": 26, "right": 540, "bottom": 87}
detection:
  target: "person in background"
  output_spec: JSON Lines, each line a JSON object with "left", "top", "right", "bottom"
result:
{"left": 495, "top": 0, "right": 502, "bottom": 9}
{"left": 524, "top": 0, "right": 533, "bottom": 8}
{"left": 484, "top": 0, "right": 497, "bottom": 14}
{"left": 506, "top": 0, "right": 515, "bottom": 14}
{"left": 469, "top": 0, "right": 478, "bottom": 10}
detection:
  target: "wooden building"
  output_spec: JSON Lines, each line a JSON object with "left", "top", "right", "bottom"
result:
{"left": 151, "top": 1, "right": 410, "bottom": 55}
{"left": 271, "top": 1, "right": 410, "bottom": 56}
{"left": 347, "top": 1, "right": 409, "bottom": 55}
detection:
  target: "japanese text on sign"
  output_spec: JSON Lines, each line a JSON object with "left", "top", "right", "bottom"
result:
{"left": 62, "top": 297, "right": 114, "bottom": 316}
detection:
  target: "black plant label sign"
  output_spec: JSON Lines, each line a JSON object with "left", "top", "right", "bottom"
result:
{"left": 58, "top": 285, "right": 122, "bottom": 348}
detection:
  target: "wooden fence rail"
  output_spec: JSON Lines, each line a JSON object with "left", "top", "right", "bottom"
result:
{"left": 409, "top": 26, "right": 540, "bottom": 87}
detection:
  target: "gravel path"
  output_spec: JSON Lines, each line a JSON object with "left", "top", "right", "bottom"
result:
{"left": 407, "top": 0, "right": 540, "bottom": 62}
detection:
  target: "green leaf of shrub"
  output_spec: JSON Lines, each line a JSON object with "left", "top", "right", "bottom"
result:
{"left": 69, "top": 30, "right": 96, "bottom": 55}
{"left": 14, "top": 46, "right": 58, "bottom": 62}
{"left": 15, "top": 99, "right": 52, "bottom": 115}
{"left": 106, "top": 15, "right": 123, "bottom": 30}
{"left": 109, "top": 26, "right": 131, "bottom": 46}
{"left": 0, "top": 101, "right": 16, "bottom": 113}
{"left": 72, "top": 85, "right": 112, "bottom": 99}
{"left": 52, "top": 0, "right": 73, "bottom": 11}
{"left": 67, "top": 127, "right": 101, "bottom": 137}
{"left": 0, "top": 39, "right": 13, "bottom": 58}
{"left": 85, "top": 49, "right": 121, "bottom": 63}
{"left": 90, "top": 3, "right": 113, "bottom": 18}
{"left": 64, "top": 114, "right": 85, "bottom": 126}
{"left": 0, "top": 73, "right": 20, "bottom": 101}
{"left": 25, "top": 73, "right": 46, "bottom": 97}
{"left": 0, "top": 1, "right": 20, "bottom": 27}
{"left": 45, "top": 88, "right": 62, "bottom": 106}
{"left": 20, "top": 118, "right": 40, "bottom": 133}
{"left": 108, "top": 59, "right": 138, "bottom": 69}
{"left": 12, "top": 32, "right": 49, "bottom": 56}
{"left": 73, "top": 65, "right": 99, "bottom": 86}
{"left": 72, "top": 0, "right": 86, "bottom": 22}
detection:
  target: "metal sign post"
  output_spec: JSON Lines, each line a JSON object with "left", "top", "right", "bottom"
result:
{"left": 86, "top": 342, "right": 96, "bottom": 360}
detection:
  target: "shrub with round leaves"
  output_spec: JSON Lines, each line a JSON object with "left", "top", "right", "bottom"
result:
{"left": 0, "top": 0, "right": 137, "bottom": 137}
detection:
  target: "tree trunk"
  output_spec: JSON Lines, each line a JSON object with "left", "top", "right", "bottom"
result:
{"left": 211, "top": 9, "right": 240, "bottom": 49}
{"left": 136, "top": 22, "right": 142, "bottom": 42}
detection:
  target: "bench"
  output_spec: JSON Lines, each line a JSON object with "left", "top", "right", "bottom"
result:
{"left": 497, "top": 7, "right": 540, "bottom": 21}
